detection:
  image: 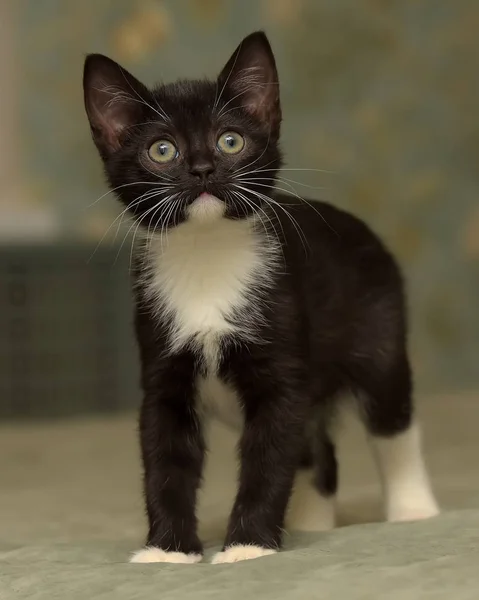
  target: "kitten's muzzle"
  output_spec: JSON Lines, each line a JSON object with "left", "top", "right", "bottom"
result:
{"left": 189, "top": 158, "right": 215, "bottom": 183}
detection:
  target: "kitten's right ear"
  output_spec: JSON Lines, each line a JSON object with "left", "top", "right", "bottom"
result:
{"left": 218, "top": 32, "right": 281, "bottom": 133}
{"left": 83, "top": 54, "right": 148, "bottom": 158}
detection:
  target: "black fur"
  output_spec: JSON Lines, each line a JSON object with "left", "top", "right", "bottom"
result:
{"left": 84, "top": 32, "right": 413, "bottom": 556}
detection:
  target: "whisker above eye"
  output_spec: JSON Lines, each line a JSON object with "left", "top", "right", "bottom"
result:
{"left": 123, "top": 121, "right": 167, "bottom": 131}
{"left": 101, "top": 84, "right": 170, "bottom": 124}
{"left": 118, "top": 71, "right": 171, "bottom": 122}
{"left": 216, "top": 82, "right": 262, "bottom": 118}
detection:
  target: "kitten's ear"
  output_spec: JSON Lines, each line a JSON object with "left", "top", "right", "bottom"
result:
{"left": 218, "top": 31, "right": 281, "bottom": 132}
{"left": 83, "top": 54, "right": 148, "bottom": 157}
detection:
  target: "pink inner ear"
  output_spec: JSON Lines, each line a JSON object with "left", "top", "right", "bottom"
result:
{"left": 231, "top": 66, "right": 280, "bottom": 126}
{"left": 84, "top": 55, "right": 148, "bottom": 156}
{"left": 88, "top": 82, "right": 140, "bottom": 153}
{"left": 96, "top": 98, "right": 133, "bottom": 152}
{"left": 231, "top": 66, "right": 267, "bottom": 92}
{"left": 100, "top": 117, "right": 123, "bottom": 153}
{"left": 215, "top": 32, "right": 281, "bottom": 130}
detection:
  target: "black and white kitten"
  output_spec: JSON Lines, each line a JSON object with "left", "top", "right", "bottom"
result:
{"left": 83, "top": 31, "right": 438, "bottom": 564}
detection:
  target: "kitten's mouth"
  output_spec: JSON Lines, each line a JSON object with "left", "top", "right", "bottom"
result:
{"left": 187, "top": 193, "right": 225, "bottom": 222}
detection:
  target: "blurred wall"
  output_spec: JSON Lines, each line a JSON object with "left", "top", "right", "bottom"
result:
{"left": 1, "top": 0, "right": 478, "bottom": 413}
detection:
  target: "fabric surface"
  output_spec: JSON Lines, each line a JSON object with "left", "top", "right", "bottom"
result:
{"left": 1, "top": 392, "right": 478, "bottom": 598}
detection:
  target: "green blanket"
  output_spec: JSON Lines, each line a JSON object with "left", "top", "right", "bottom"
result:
{"left": 1, "top": 393, "right": 478, "bottom": 598}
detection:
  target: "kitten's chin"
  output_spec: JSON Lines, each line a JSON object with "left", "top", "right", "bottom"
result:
{"left": 187, "top": 193, "right": 225, "bottom": 222}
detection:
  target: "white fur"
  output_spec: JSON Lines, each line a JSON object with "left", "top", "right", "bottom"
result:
{"left": 144, "top": 195, "right": 275, "bottom": 364}
{"left": 143, "top": 196, "right": 277, "bottom": 426}
{"left": 130, "top": 547, "right": 202, "bottom": 564}
{"left": 211, "top": 545, "right": 277, "bottom": 564}
{"left": 187, "top": 194, "right": 225, "bottom": 222}
{"left": 371, "top": 423, "right": 439, "bottom": 522}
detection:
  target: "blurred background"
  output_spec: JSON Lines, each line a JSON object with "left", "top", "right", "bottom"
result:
{"left": 1, "top": 0, "right": 478, "bottom": 419}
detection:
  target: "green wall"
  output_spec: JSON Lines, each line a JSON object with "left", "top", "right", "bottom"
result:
{"left": 16, "top": 0, "right": 479, "bottom": 398}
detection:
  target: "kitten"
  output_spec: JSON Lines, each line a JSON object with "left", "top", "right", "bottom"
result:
{"left": 83, "top": 31, "right": 439, "bottom": 565}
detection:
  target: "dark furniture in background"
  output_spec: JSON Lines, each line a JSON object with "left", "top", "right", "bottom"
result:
{"left": 0, "top": 242, "right": 140, "bottom": 418}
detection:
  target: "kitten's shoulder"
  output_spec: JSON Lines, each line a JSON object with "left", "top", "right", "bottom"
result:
{"left": 275, "top": 192, "right": 381, "bottom": 241}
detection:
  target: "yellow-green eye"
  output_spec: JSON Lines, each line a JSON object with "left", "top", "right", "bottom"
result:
{"left": 217, "top": 131, "right": 245, "bottom": 155}
{"left": 148, "top": 140, "right": 178, "bottom": 163}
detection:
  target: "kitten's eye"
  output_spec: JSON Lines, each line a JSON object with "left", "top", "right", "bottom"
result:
{"left": 217, "top": 131, "right": 245, "bottom": 155}
{"left": 148, "top": 140, "right": 178, "bottom": 163}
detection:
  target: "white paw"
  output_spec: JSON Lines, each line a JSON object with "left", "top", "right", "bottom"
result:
{"left": 388, "top": 497, "right": 440, "bottom": 522}
{"left": 211, "top": 545, "right": 277, "bottom": 564}
{"left": 130, "top": 547, "right": 202, "bottom": 564}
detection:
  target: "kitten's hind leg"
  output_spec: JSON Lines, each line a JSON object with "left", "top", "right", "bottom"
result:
{"left": 298, "top": 439, "right": 314, "bottom": 469}
{"left": 356, "top": 354, "right": 439, "bottom": 522}
{"left": 312, "top": 429, "right": 338, "bottom": 500}
{"left": 287, "top": 414, "right": 338, "bottom": 532}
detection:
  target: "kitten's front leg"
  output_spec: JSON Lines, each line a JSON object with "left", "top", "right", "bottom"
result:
{"left": 130, "top": 350, "right": 205, "bottom": 564}
{"left": 212, "top": 368, "right": 306, "bottom": 564}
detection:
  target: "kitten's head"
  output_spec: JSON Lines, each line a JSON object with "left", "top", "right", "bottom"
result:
{"left": 83, "top": 31, "right": 282, "bottom": 229}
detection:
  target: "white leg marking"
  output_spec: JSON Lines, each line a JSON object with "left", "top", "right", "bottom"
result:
{"left": 130, "top": 547, "right": 202, "bottom": 564}
{"left": 371, "top": 423, "right": 439, "bottom": 522}
{"left": 211, "top": 545, "right": 277, "bottom": 564}
{"left": 286, "top": 471, "right": 336, "bottom": 531}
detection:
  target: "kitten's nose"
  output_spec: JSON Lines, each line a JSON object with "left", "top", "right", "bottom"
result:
{"left": 190, "top": 159, "right": 215, "bottom": 181}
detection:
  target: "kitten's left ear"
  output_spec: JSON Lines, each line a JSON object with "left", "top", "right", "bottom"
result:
{"left": 218, "top": 31, "right": 281, "bottom": 133}
{"left": 83, "top": 54, "right": 149, "bottom": 158}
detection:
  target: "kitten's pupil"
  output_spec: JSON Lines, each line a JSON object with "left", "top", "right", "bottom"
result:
{"left": 225, "top": 135, "right": 235, "bottom": 147}
{"left": 159, "top": 143, "right": 168, "bottom": 155}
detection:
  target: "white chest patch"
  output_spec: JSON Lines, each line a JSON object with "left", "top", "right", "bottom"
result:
{"left": 142, "top": 196, "right": 276, "bottom": 428}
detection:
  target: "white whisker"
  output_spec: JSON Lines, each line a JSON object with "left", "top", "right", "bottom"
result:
{"left": 235, "top": 176, "right": 329, "bottom": 192}
{"left": 118, "top": 70, "right": 171, "bottom": 122}
{"left": 85, "top": 181, "right": 161, "bottom": 209}
{"left": 269, "top": 182, "right": 339, "bottom": 237}
{"left": 230, "top": 189, "right": 286, "bottom": 268}
{"left": 217, "top": 79, "right": 279, "bottom": 119}
{"left": 87, "top": 190, "right": 165, "bottom": 263}
{"left": 214, "top": 43, "right": 243, "bottom": 109}
{"left": 99, "top": 83, "right": 170, "bottom": 123}
{"left": 233, "top": 184, "right": 310, "bottom": 256}
{"left": 115, "top": 195, "right": 175, "bottom": 265}
{"left": 229, "top": 133, "right": 272, "bottom": 176}
{"left": 138, "top": 157, "right": 174, "bottom": 182}
{"left": 158, "top": 195, "right": 178, "bottom": 245}
{"left": 234, "top": 166, "right": 336, "bottom": 179}
{"left": 231, "top": 159, "right": 279, "bottom": 179}
{"left": 133, "top": 194, "right": 180, "bottom": 272}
